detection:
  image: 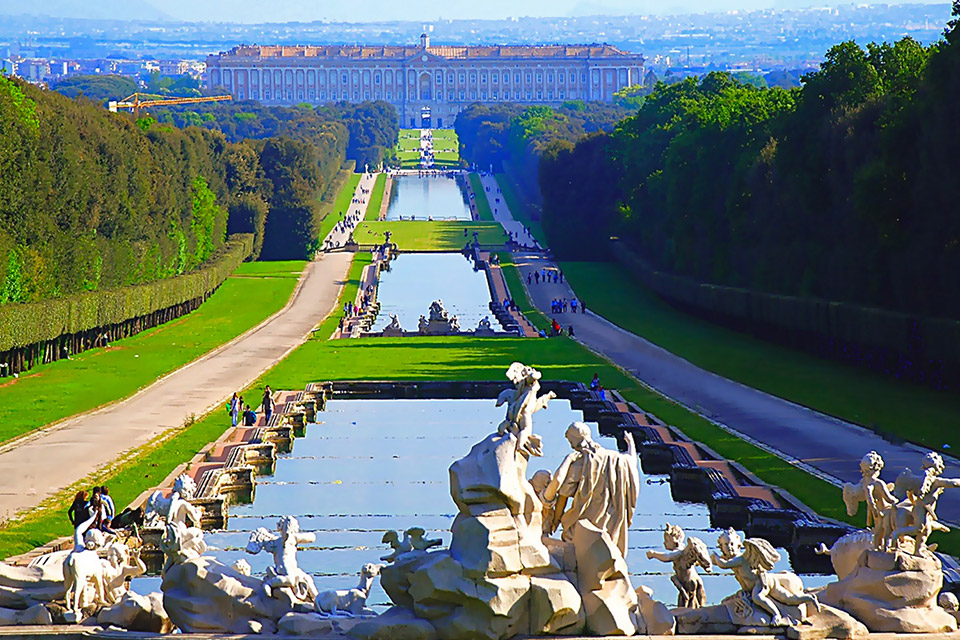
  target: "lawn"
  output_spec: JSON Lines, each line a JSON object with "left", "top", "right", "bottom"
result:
{"left": 469, "top": 174, "right": 493, "bottom": 221}
{"left": 496, "top": 173, "right": 549, "bottom": 247}
{"left": 365, "top": 173, "right": 387, "bottom": 221}
{"left": 317, "top": 172, "right": 361, "bottom": 242}
{"left": 562, "top": 261, "right": 960, "bottom": 452}
{"left": 398, "top": 150, "right": 421, "bottom": 168}
{"left": 0, "top": 260, "right": 306, "bottom": 447}
{"left": 354, "top": 221, "right": 508, "bottom": 251}
{"left": 397, "top": 130, "right": 421, "bottom": 152}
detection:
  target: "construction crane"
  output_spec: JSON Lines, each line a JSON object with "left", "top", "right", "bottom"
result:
{"left": 108, "top": 92, "right": 233, "bottom": 118}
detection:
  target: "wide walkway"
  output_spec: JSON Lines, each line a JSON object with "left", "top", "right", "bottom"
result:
{"left": 477, "top": 174, "right": 541, "bottom": 250}
{"left": 474, "top": 174, "right": 960, "bottom": 525}
{"left": 0, "top": 176, "right": 376, "bottom": 522}
{"left": 323, "top": 172, "right": 377, "bottom": 250}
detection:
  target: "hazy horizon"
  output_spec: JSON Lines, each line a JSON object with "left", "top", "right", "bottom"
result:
{"left": 0, "top": 0, "right": 952, "bottom": 24}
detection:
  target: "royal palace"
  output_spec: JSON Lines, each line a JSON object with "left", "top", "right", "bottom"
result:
{"left": 205, "top": 34, "right": 644, "bottom": 127}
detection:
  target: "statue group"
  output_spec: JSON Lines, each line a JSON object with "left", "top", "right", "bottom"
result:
{"left": 1, "top": 363, "right": 959, "bottom": 638}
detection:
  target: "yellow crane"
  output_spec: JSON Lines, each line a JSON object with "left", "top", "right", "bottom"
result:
{"left": 108, "top": 92, "right": 233, "bottom": 118}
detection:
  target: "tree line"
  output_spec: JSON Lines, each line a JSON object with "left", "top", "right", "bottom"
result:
{"left": 539, "top": 3, "right": 960, "bottom": 323}
{"left": 0, "top": 77, "right": 399, "bottom": 306}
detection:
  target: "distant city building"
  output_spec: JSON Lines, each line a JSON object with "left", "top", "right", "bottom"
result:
{"left": 205, "top": 34, "right": 644, "bottom": 127}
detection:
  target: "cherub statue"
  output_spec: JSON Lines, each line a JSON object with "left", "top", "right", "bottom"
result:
{"left": 888, "top": 452, "right": 960, "bottom": 555}
{"left": 380, "top": 530, "right": 413, "bottom": 562}
{"left": 712, "top": 529, "right": 820, "bottom": 625}
{"left": 646, "top": 523, "right": 711, "bottom": 608}
{"left": 406, "top": 527, "right": 442, "bottom": 551}
{"left": 246, "top": 515, "right": 318, "bottom": 602}
{"left": 160, "top": 521, "right": 206, "bottom": 575}
{"left": 145, "top": 475, "right": 201, "bottom": 528}
{"left": 841, "top": 451, "right": 899, "bottom": 550}
{"left": 495, "top": 362, "right": 555, "bottom": 458}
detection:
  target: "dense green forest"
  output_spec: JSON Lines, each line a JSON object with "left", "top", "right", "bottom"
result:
{"left": 151, "top": 100, "right": 399, "bottom": 170}
{"left": 455, "top": 101, "right": 633, "bottom": 207}
{"left": 540, "top": 4, "right": 960, "bottom": 322}
{"left": 0, "top": 77, "right": 397, "bottom": 305}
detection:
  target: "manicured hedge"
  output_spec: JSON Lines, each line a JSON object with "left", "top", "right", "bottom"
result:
{"left": 611, "top": 241, "right": 960, "bottom": 385}
{"left": 0, "top": 234, "right": 253, "bottom": 353}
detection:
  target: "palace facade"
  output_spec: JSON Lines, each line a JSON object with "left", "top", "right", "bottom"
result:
{"left": 205, "top": 34, "right": 644, "bottom": 128}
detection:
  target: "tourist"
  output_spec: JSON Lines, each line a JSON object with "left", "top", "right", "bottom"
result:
{"left": 571, "top": 299, "right": 578, "bottom": 313}
{"left": 527, "top": 273, "right": 532, "bottom": 285}
{"left": 568, "top": 325, "right": 575, "bottom": 337}
{"left": 68, "top": 491, "right": 89, "bottom": 528}
{"left": 581, "top": 301, "right": 586, "bottom": 314}
{"left": 534, "top": 272, "right": 540, "bottom": 284}
{"left": 598, "top": 386, "right": 606, "bottom": 401}
{"left": 101, "top": 486, "right": 115, "bottom": 523}
{"left": 88, "top": 490, "right": 104, "bottom": 529}
{"left": 243, "top": 404, "right": 257, "bottom": 426}
{"left": 590, "top": 373, "right": 600, "bottom": 391}
{"left": 263, "top": 386, "right": 274, "bottom": 424}
{"left": 229, "top": 392, "right": 239, "bottom": 427}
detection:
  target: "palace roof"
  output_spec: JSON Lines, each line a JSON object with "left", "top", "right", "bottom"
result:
{"left": 212, "top": 44, "right": 641, "bottom": 61}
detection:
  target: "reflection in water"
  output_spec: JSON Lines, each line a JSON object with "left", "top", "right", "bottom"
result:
{"left": 374, "top": 253, "right": 492, "bottom": 330}
{"left": 131, "top": 398, "right": 831, "bottom": 609}
{"left": 385, "top": 175, "right": 472, "bottom": 221}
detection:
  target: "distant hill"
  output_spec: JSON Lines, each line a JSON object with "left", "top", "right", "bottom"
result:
{"left": 0, "top": 0, "right": 170, "bottom": 21}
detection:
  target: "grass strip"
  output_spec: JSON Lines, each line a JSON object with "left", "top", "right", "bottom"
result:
{"left": 469, "top": 174, "right": 494, "bottom": 221}
{"left": 354, "top": 221, "right": 507, "bottom": 252}
{"left": 365, "top": 174, "right": 387, "bottom": 221}
{"left": 0, "top": 261, "right": 306, "bottom": 446}
{"left": 495, "top": 173, "right": 548, "bottom": 247}
{"left": 561, "top": 261, "right": 960, "bottom": 453}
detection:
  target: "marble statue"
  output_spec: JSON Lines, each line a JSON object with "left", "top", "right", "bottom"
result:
{"left": 233, "top": 559, "right": 252, "bottom": 577}
{"left": 145, "top": 475, "right": 201, "bottom": 528}
{"left": 475, "top": 316, "right": 496, "bottom": 336}
{"left": 428, "top": 300, "right": 448, "bottom": 322}
{"left": 245, "top": 516, "right": 318, "bottom": 603}
{"left": 711, "top": 529, "right": 820, "bottom": 625}
{"left": 63, "top": 520, "right": 108, "bottom": 617}
{"left": 160, "top": 521, "right": 207, "bottom": 575}
{"left": 406, "top": 527, "right": 442, "bottom": 551}
{"left": 646, "top": 523, "right": 711, "bottom": 608}
{"left": 888, "top": 452, "right": 960, "bottom": 555}
{"left": 102, "top": 542, "right": 146, "bottom": 605}
{"left": 314, "top": 563, "right": 382, "bottom": 617}
{"left": 380, "top": 531, "right": 412, "bottom": 562}
{"left": 529, "top": 469, "right": 555, "bottom": 534}
{"left": 495, "top": 362, "right": 555, "bottom": 458}
{"left": 417, "top": 315, "right": 428, "bottom": 334}
{"left": 417, "top": 300, "right": 461, "bottom": 335}
{"left": 542, "top": 423, "right": 639, "bottom": 557}
{"left": 842, "top": 451, "right": 899, "bottom": 550}
{"left": 381, "top": 314, "right": 403, "bottom": 337}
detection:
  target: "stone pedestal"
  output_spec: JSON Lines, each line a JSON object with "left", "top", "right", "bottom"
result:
{"left": 820, "top": 549, "right": 957, "bottom": 633}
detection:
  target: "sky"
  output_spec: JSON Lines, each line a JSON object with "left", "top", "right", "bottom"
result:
{"left": 3, "top": 0, "right": 952, "bottom": 23}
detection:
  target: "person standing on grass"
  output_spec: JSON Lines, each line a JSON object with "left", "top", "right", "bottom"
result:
{"left": 68, "top": 491, "right": 89, "bottom": 528}
{"left": 590, "top": 373, "right": 600, "bottom": 392}
{"left": 101, "top": 486, "right": 115, "bottom": 523}
{"left": 263, "top": 386, "right": 274, "bottom": 424}
{"left": 229, "top": 392, "right": 239, "bottom": 427}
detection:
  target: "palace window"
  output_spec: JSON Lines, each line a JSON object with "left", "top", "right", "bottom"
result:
{"left": 559, "top": 90, "right": 564, "bottom": 99}
{"left": 353, "top": 91, "right": 359, "bottom": 100}
{"left": 237, "top": 90, "right": 245, "bottom": 99}
{"left": 470, "top": 91, "right": 476, "bottom": 100}
{"left": 525, "top": 73, "right": 531, "bottom": 83}
{"left": 459, "top": 91, "right": 465, "bottom": 100}
{"left": 343, "top": 91, "right": 348, "bottom": 99}
{"left": 448, "top": 91, "right": 454, "bottom": 100}
{"left": 342, "top": 74, "right": 348, "bottom": 84}
{"left": 375, "top": 90, "right": 380, "bottom": 99}
{"left": 537, "top": 73, "right": 543, "bottom": 82}
{"left": 559, "top": 73, "right": 564, "bottom": 84}
{"left": 364, "top": 91, "right": 370, "bottom": 99}
{"left": 581, "top": 73, "right": 587, "bottom": 82}
{"left": 547, "top": 73, "right": 553, "bottom": 82}
{"left": 308, "top": 90, "right": 314, "bottom": 99}
{"left": 492, "top": 73, "right": 498, "bottom": 84}
{"left": 503, "top": 74, "right": 509, "bottom": 84}
{"left": 548, "top": 91, "right": 553, "bottom": 99}
{"left": 481, "top": 73, "right": 487, "bottom": 82}
{"left": 525, "top": 92, "right": 531, "bottom": 100}
{"left": 537, "top": 91, "right": 542, "bottom": 99}
{"left": 515, "top": 73, "right": 521, "bottom": 83}
{"left": 251, "top": 90, "right": 258, "bottom": 99}
{"left": 459, "top": 73, "right": 465, "bottom": 83}
{"left": 265, "top": 91, "right": 271, "bottom": 100}
{"left": 375, "top": 73, "right": 381, "bottom": 85}
{"left": 386, "top": 91, "right": 391, "bottom": 99}
{"left": 319, "top": 91, "right": 325, "bottom": 99}
{"left": 448, "top": 72, "right": 454, "bottom": 83}
{"left": 481, "top": 91, "right": 487, "bottom": 99}
{"left": 470, "top": 72, "right": 477, "bottom": 82}
{"left": 436, "top": 72, "right": 442, "bottom": 84}
{"left": 492, "top": 91, "right": 498, "bottom": 99}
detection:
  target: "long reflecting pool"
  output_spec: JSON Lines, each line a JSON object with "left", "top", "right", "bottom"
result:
{"left": 131, "top": 398, "right": 830, "bottom": 608}
{"left": 384, "top": 175, "right": 472, "bottom": 220}
{"left": 374, "top": 253, "right": 492, "bottom": 330}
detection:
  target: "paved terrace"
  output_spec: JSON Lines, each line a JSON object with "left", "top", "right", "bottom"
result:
{"left": 0, "top": 175, "right": 379, "bottom": 522}
{"left": 478, "top": 176, "right": 960, "bottom": 525}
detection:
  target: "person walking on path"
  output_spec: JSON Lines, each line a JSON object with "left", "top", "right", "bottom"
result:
{"left": 263, "top": 386, "right": 275, "bottom": 424}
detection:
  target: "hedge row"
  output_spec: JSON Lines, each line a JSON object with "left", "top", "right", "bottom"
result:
{"left": 0, "top": 234, "right": 253, "bottom": 353}
{"left": 611, "top": 241, "right": 960, "bottom": 383}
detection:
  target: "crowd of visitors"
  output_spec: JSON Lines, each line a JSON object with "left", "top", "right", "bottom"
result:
{"left": 68, "top": 485, "right": 121, "bottom": 534}
{"left": 321, "top": 173, "right": 375, "bottom": 252}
